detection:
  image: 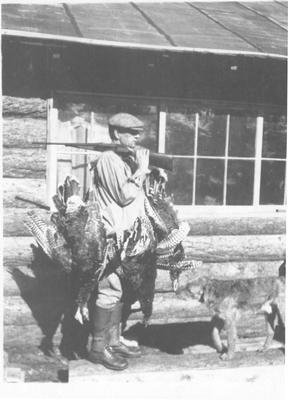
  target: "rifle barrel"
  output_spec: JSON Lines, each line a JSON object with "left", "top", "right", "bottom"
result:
{"left": 33, "top": 142, "right": 174, "bottom": 171}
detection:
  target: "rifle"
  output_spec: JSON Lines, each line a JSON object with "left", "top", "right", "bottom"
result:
{"left": 34, "top": 142, "right": 174, "bottom": 171}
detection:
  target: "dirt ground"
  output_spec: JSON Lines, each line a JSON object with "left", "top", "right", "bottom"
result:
{"left": 4, "top": 345, "right": 68, "bottom": 382}
{"left": 4, "top": 320, "right": 285, "bottom": 383}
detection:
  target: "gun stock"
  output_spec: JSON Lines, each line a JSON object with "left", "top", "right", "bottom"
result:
{"left": 34, "top": 142, "right": 174, "bottom": 171}
{"left": 148, "top": 152, "right": 174, "bottom": 171}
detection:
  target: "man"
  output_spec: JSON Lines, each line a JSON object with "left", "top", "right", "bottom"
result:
{"left": 88, "top": 113, "right": 151, "bottom": 370}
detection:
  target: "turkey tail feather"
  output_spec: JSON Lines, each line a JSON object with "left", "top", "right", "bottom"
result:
{"left": 24, "top": 211, "right": 53, "bottom": 258}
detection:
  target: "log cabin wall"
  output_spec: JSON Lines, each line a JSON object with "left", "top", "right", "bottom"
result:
{"left": 2, "top": 96, "right": 68, "bottom": 358}
{"left": 3, "top": 97, "right": 286, "bottom": 349}
{"left": 1, "top": 3, "right": 287, "bottom": 381}
{"left": 1, "top": 37, "right": 286, "bottom": 377}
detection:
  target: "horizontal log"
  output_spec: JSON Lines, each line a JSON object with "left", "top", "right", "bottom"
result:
{"left": 3, "top": 148, "right": 46, "bottom": 179}
{"left": 3, "top": 208, "right": 50, "bottom": 237}
{"left": 3, "top": 266, "right": 67, "bottom": 297}
{"left": 4, "top": 268, "right": 37, "bottom": 297}
{"left": 3, "top": 178, "right": 46, "bottom": 208}
{"left": 4, "top": 295, "right": 268, "bottom": 350}
{"left": 129, "top": 293, "right": 267, "bottom": 331}
{"left": 4, "top": 295, "right": 68, "bottom": 327}
{"left": 4, "top": 324, "right": 62, "bottom": 348}
{"left": 3, "top": 234, "right": 285, "bottom": 269}
{"left": 4, "top": 261, "right": 283, "bottom": 298}
{"left": 183, "top": 235, "right": 285, "bottom": 262}
{"left": 4, "top": 207, "right": 286, "bottom": 237}
{"left": 4, "top": 207, "right": 286, "bottom": 238}
{"left": 180, "top": 214, "right": 286, "bottom": 236}
{"left": 3, "top": 291, "right": 269, "bottom": 334}
{"left": 155, "top": 261, "right": 283, "bottom": 292}
{"left": 3, "top": 237, "right": 36, "bottom": 267}
{"left": 2, "top": 117, "right": 47, "bottom": 147}
{"left": 198, "top": 261, "right": 284, "bottom": 279}
{"left": 2, "top": 96, "right": 47, "bottom": 118}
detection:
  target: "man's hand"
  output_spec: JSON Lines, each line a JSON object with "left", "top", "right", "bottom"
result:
{"left": 135, "top": 147, "right": 150, "bottom": 174}
{"left": 74, "top": 305, "right": 89, "bottom": 324}
{"left": 128, "top": 147, "right": 150, "bottom": 186}
{"left": 158, "top": 168, "right": 168, "bottom": 183}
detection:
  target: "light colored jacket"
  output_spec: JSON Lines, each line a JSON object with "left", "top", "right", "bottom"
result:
{"left": 93, "top": 151, "right": 146, "bottom": 235}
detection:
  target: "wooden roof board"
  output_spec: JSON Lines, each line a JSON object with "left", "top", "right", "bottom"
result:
{"left": 238, "top": 1, "right": 288, "bottom": 30}
{"left": 68, "top": 3, "right": 169, "bottom": 45}
{"left": 1, "top": 4, "right": 75, "bottom": 37}
{"left": 137, "top": 2, "right": 256, "bottom": 51}
{"left": 1, "top": 2, "right": 287, "bottom": 58}
{"left": 276, "top": 1, "right": 288, "bottom": 8}
{"left": 192, "top": 2, "right": 287, "bottom": 55}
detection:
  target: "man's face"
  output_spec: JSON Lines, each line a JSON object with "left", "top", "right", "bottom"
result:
{"left": 118, "top": 131, "right": 140, "bottom": 148}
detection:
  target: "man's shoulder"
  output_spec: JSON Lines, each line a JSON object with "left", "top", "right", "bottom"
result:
{"left": 98, "top": 150, "right": 121, "bottom": 160}
{"left": 97, "top": 151, "right": 123, "bottom": 167}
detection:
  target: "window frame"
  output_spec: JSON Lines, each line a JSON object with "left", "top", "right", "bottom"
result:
{"left": 47, "top": 91, "right": 287, "bottom": 216}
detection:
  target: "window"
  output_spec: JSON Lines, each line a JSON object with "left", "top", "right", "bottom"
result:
{"left": 164, "top": 106, "right": 286, "bottom": 207}
{"left": 47, "top": 93, "right": 158, "bottom": 202}
{"left": 47, "top": 92, "right": 286, "bottom": 211}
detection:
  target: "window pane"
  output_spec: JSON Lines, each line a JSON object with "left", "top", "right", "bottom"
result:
{"left": 58, "top": 97, "right": 158, "bottom": 151}
{"left": 166, "top": 109, "right": 195, "bottom": 155}
{"left": 226, "top": 160, "right": 254, "bottom": 205}
{"left": 196, "top": 159, "right": 224, "bottom": 205}
{"left": 260, "top": 161, "right": 286, "bottom": 205}
{"left": 56, "top": 96, "right": 158, "bottom": 200}
{"left": 90, "top": 103, "right": 158, "bottom": 151}
{"left": 198, "top": 110, "right": 226, "bottom": 156}
{"left": 58, "top": 102, "right": 91, "bottom": 125}
{"left": 229, "top": 116, "right": 256, "bottom": 157}
{"left": 262, "top": 115, "right": 287, "bottom": 159}
{"left": 166, "top": 158, "right": 193, "bottom": 205}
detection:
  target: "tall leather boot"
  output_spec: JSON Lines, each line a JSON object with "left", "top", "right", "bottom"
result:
{"left": 108, "top": 302, "right": 141, "bottom": 358}
{"left": 88, "top": 305, "right": 128, "bottom": 370}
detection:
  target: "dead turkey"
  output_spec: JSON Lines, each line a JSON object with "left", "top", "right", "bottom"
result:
{"left": 145, "top": 168, "right": 200, "bottom": 291}
{"left": 24, "top": 170, "right": 199, "bottom": 326}
{"left": 24, "top": 175, "right": 108, "bottom": 317}
{"left": 116, "top": 168, "right": 200, "bottom": 326}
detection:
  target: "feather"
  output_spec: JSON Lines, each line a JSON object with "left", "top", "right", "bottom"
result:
{"left": 156, "top": 221, "right": 190, "bottom": 253}
{"left": 52, "top": 176, "right": 83, "bottom": 214}
{"left": 145, "top": 196, "right": 179, "bottom": 239}
{"left": 124, "top": 216, "right": 155, "bottom": 258}
{"left": 52, "top": 194, "right": 66, "bottom": 215}
{"left": 46, "top": 229, "right": 73, "bottom": 273}
{"left": 144, "top": 197, "right": 169, "bottom": 235}
{"left": 24, "top": 175, "right": 112, "bottom": 323}
{"left": 24, "top": 211, "right": 73, "bottom": 272}
{"left": 24, "top": 211, "right": 54, "bottom": 258}
{"left": 144, "top": 171, "right": 201, "bottom": 293}
{"left": 120, "top": 170, "right": 188, "bottom": 320}
{"left": 63, "top": 175, "right": 81, "bottom": 204}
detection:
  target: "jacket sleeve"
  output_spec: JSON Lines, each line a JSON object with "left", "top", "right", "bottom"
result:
{"left": 96, "top": 151, "right": 142, "bottom": 207}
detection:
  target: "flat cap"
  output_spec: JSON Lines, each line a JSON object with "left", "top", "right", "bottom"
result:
{"left": 108, "top": 113, "right": 144, "bottom": 131}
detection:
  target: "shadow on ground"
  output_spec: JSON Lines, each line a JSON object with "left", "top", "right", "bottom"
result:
{"left": 124, "top": 321, "right": 214, "bottom": 355}
{"left": 9, "top": 245, "right": 91, "bottom": 364}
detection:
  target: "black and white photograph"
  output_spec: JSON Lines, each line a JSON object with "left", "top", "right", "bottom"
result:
{"left": 1, "top": 0, "right": 286, "bottom": 396}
